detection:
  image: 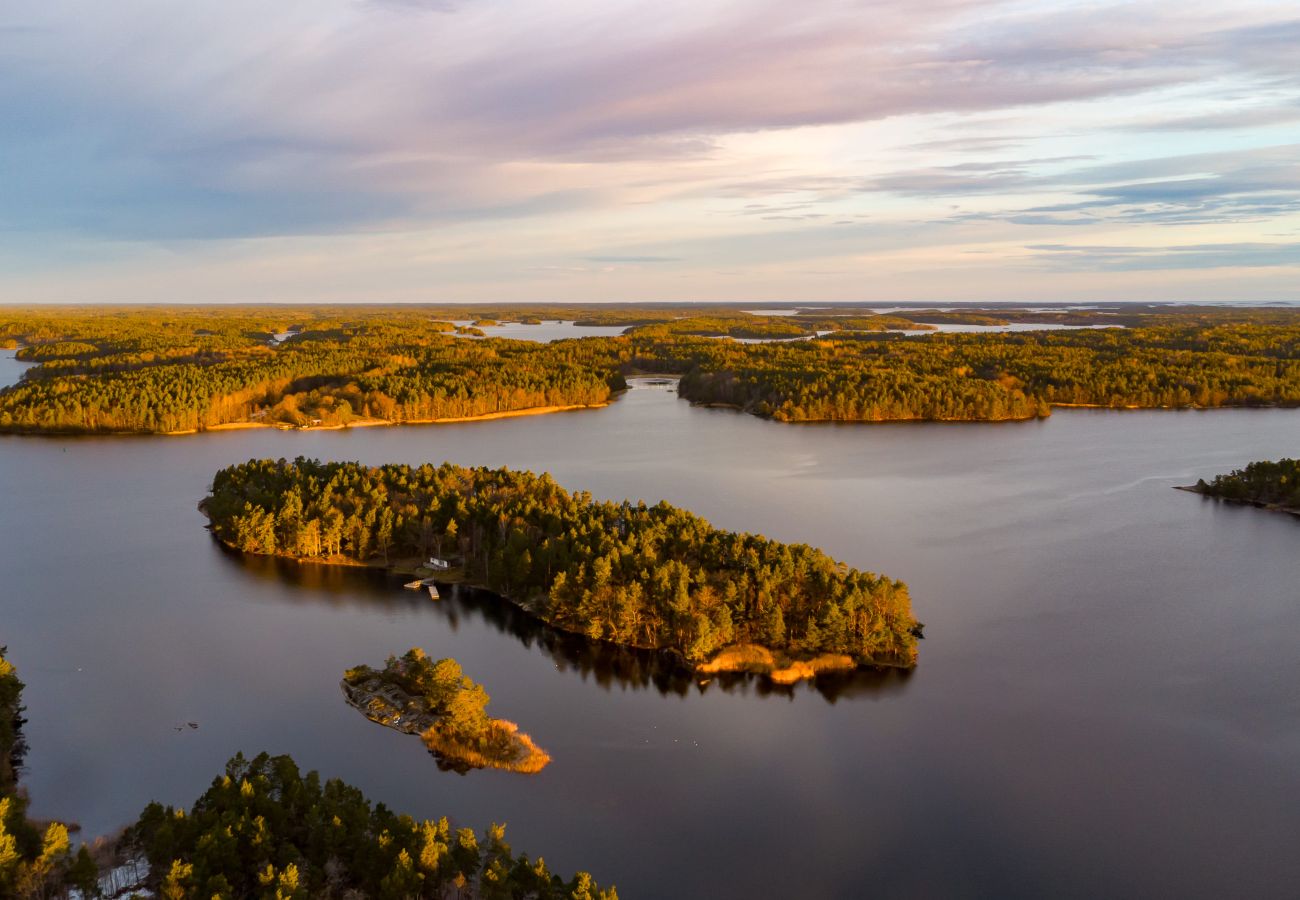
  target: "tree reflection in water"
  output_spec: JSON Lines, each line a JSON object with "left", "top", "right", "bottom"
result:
{"left": 216, "top": 539, "right": 913, "bottom": 704}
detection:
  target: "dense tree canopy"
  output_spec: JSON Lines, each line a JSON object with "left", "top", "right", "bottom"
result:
{"left": 0, "top": 650, "right": 24, "bottom": 797}
{"left": 206, "top": 458, "right": 919, "bottom": 668}
{"left": 344, "top": 650, "right": 551, "bottom": 773}
{"left": 345, "top": 650, "right": 494, "bottom": 741}
{"left": 1192, "top": 459, "right": 1300, "bottom": 511}
{"left": 0, "top": 310, "right": 625, "bottom": 433}
{"left": 125, "top": 751, "right": 614, "bottom": 899}
{"left": 656, "top": 321, "right": 1300, "bottom": 422}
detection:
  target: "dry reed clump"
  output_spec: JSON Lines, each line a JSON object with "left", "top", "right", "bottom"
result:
{"left": 695, "top": 644, "right": 777, "bottom": 674}
{"left": 695, "top": 643, "right": 857, "bottom": 684}
{"left": 421, "top": 719, "right": 551, "bottom": 774}
{"left": 768, "top": 654, "right": 856, "bottom": 684}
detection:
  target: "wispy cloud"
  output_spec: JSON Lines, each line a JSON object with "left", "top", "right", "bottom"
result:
{"left": 584, "top": 255, "right": 681, "bottom": 264}
{"left": 1115, "top": 106, "right": 1300, "bottom": 132}
{"left": 1026, "top": 241, "right": 1300, "bottom": 270}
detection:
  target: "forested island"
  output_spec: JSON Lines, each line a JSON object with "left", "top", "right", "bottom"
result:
{"left": 1, "top": 305, "right": 1299, "bottom": 433}
{"left": 0, "top": 648, "right": 614, "bottom": 899}
{"left": 1181, "top": 458, "right": 1300, "bottom": 517}
{"left": 344, "top": 649, "right": 550, "bottom": 773}
{"left": 204, "top": 458, "right": 920, "bottom": 678}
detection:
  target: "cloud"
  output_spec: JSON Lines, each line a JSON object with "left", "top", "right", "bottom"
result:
{"left": 363, "top": 0, "right": 466, "bottom": 11}
{"left": 1, "top": 0, "right": 1299, "bottom": 299}
{"left": 1026, "top": 241, "right": 1300, "bottom": 271}
{"left": 1116, "top": 106, "right": 1300, "bottom": 132}
{"left": 863, "top": 156, "right": 1095, "bottom": 198}
{"left": 5, "top": 3, "right": 1296, "bottom": 191}
{"left": 876, "top": 143, "right": 1300, "bottom": 227}
{"left": 583, "top": 255, "right": 681, "bottom": 263}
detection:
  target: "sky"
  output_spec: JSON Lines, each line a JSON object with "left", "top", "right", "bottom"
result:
{"left": 1, "top": 0, "right": 1298, "bottom": 304}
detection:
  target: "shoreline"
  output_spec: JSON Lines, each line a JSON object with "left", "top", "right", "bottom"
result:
{"left": 695, "top": 645, "right": 859, "bottom": 683}
{"left": 419, "top": 403, "right": 609, "bottom": 424}
{"left": 1050, "top": 401, "right": 1299, "bottom": 411}
{"left": 7, "top": 395, "right": 1295, "bottom": 438}
{"left": 206, "top": 527, "right": 910, "bottom": 683}
{"left": 683, "top": 398, "right": 1296, "bottom": 425}
{"left": 685, "top": 399, "right": 1042, "bottom": 423}
{"left": 1174, "top": 484, "right": 1300, "bottom": 518}
{"left": 157, "top": 403, "right": 611, "bottom": 436}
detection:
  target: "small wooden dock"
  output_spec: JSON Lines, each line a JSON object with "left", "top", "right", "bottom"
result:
{"left": 403, "top": 577, "right": 442, "bottom": 599}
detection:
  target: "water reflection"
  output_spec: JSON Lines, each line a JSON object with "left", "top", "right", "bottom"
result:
{"left": 214, "top": 539, "right": 913, "bottom": 704}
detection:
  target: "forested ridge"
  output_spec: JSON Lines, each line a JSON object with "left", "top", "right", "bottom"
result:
{"left": 205, "top": 458, "right": 919, "bottom": 668}
{"left": 2, "top": 305, "right": 1299, "bottom": 433}
{"left": 1190, "top": 459, "right": 1300, "bottom": 512}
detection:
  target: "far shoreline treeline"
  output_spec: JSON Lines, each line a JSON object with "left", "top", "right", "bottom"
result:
{"left": 2, "top": 304, "right": 1300, "bottom": 434}
{"left": 203, "top": 457, "right": 920, "bottom": 679}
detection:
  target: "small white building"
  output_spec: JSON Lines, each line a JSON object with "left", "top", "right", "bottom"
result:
{"left": 427, "top": 557, "right": 451, "bottom": 570}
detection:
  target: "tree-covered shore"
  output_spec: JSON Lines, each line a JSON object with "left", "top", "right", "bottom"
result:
{"left": 204, "top": 458, "right": 920, "bottom": 676}
{"left": 1183, "top": 458, "right": 1300, "bottom": 516}
{"left": 2, "top": 305, "right": 1299, "bottom": 433}
{"left": 0, "top": 647, "right": 121, "bottom": 896}
{"left": 2, "top": 647, "right": 99, "bottom": 898}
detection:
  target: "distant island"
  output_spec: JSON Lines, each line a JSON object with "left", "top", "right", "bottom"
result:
{"left": 343, "top": 648, "right": 550, "bottom": 773}
{"left": 1179, "top": 458, "right": 1300, "bottom": 518}
{"left": 203, "top": 458, "right": 921, "bottom": 681}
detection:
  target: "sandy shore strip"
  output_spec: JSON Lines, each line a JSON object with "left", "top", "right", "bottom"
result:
{"left": 420, "top": 403, "right": 608, "bottom": 424}
{"left": 173, "top": 403, "right": 610, "bottom": 435}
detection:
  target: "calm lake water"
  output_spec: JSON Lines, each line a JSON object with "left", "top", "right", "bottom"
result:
{"left": 454, "top": 320, "right": 631, "bottom": 342}
{"left": 0, "top": 348, "right": 33, "bottom": 389}
{"left": 2, "top": 382, "right": 1299, "bottom": 898}
{"left": 450, "top": 319, "right": 1109, "bottom": 343}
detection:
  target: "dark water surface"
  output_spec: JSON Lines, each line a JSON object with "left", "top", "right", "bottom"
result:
{"left": 2, "top": 382, "right": 1298, "bottom": 898}
{"left": 0, "top": 348, "right": 33, "bottom": 389}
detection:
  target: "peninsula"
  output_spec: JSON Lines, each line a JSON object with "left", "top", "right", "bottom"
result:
{"left": 343, "top": 649, "right": 550, "bottom": 773}
{"left": 203, "top": 457, "right": 921, "bottom": 681}
{"left": 1179, "top": 458, "right": 1300, "bottom": 518}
